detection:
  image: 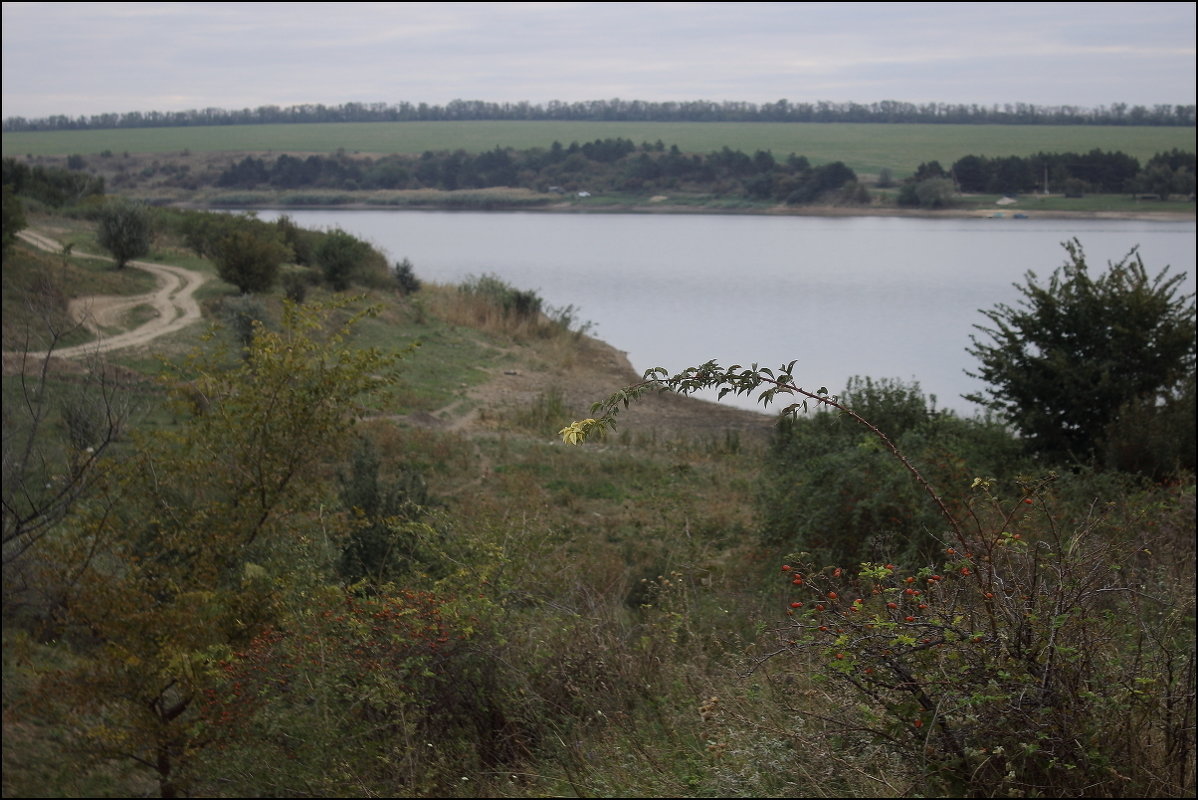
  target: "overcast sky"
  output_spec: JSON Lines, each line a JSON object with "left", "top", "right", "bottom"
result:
{"left": 3, "top": 2, "right": 1195, "bottom": 120}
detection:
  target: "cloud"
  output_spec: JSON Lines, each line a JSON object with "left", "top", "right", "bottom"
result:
{"left": 3, "top": 1, "right": 1193, "bottom": 119}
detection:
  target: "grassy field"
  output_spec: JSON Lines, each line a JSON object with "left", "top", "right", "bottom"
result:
{"left": 5, "top": 121, "right": 1194, "bottom": 176}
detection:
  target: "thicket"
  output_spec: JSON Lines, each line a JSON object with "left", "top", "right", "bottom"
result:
{"left": 166, "top": 208, "right": 396, "bottom": 294}
{"left": 2, "top": 156, "right": 105, "bottom": 208}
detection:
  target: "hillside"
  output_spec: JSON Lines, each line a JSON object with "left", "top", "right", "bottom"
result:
{"left": 3, "top": 212, "right": 1193, "bottom": 799}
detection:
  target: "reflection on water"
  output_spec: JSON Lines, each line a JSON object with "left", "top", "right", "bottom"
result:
{"left": 256, "top": 210, "right": 1195, "bottom": 416}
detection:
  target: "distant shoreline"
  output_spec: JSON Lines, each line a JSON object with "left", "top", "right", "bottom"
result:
{"left": 194, "top": 198, "right": 1195, "bottom": 223}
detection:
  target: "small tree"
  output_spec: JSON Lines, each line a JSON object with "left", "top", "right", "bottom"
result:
{"left": 966, "top": 239, "right": 1195, "bottom": 463}
{"left": 96, "top": 198, "right": 152, "bottom": 269}
{"left": 394, "top": 257, "right": 421, "bottom": 295}
{"left": 317, "top": 228, "right": 373, "bottom": 291}
{"left": 214, "top": 227, "right": 291, "bottom": 294}
{"left": 29, "top": 300, "right": 404, "bottom": 797}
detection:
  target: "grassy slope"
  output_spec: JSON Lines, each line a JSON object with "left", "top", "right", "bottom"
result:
{"left": 4, "top": 211, "right": 1193, "bottom": 797}
{"left": 5, "top": 120, "right": 1195, "bottom": 177}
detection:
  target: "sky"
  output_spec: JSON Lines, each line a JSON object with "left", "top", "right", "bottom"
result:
{"left": 2, "top": 1, "right": 1195, "bottom": 121}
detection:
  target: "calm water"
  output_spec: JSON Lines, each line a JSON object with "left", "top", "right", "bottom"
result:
{"left": 256, "top": 210, "right": 1195, "bottom": 416}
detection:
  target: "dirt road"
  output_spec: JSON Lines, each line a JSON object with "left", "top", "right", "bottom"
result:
{"left": 13, "top": 230, "right": 210, "bottom": 360}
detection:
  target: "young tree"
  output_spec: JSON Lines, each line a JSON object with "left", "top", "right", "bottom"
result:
{"left": 214, "top": 226, "right": 291, "bottom": 294}
{"left": 316, "top": 228, "right": 373, "bottom": 291}
{"left": 96, "top": 198, "right": 152, "bottom": 269}
{"left": 30, "top": 300, "right": 404, "bottom": 797}
{"left": 965, "top": 239, "right": 1195, "bottom": 463}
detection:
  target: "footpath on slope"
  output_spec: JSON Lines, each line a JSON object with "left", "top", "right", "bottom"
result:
{"left": 4, "top": 230, "right": 210, "bottom": 368}
{"left": 5, "top": 230, "right": 777, "bottom": 441}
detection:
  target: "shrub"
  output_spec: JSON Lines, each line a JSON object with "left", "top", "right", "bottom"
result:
{"left": 214, "top": 226, "right": 290, "bottom": 294}
{"left": 393, "top": 257, "right": 421, "bottom": 295}
{"left": 768, "top": 474, "right": 1195, "bottom": 797}
{"left": 759, "top": 377, "right": 1022, "bottom": 564}
{"left": 966, "top": 239, "right": 1195, "bottom": 466}
{"left": 95, "top": 198, "right": 152, "bottom": 268}
{"left": 563, "top": 358, "right": 1195, "bottom": 797}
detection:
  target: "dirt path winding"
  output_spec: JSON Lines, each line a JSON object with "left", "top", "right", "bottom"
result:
{"left": 12, "top": 230, "right": 210, "bottom": 360}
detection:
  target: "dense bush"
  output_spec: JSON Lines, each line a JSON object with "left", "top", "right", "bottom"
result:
{"left": 760, "top": 377, "right": 1023, "bottom": 564}
{"left": 967, "top": 240, "right": 1196, "bottom": 467}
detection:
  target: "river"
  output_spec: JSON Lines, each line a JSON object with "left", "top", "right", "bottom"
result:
{"left": 253, "top": 210, "right": 1195, "bottom": 416}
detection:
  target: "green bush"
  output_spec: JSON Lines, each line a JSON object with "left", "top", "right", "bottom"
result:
{"left": 759, "top": 377, "right": 1022, "bottom": 564}
{"left": 458, "top": 273, "right": 544, "bottom": 319}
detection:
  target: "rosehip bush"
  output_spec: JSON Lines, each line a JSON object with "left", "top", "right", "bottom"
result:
{"left": 566, "top": 360, "right": 1195, "bottom": 798}
{"left": 770, "top": 474, "right": 1195, "bottom": 797}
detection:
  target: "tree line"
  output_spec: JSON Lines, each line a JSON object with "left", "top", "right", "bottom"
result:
{"left": 212, "top": 138, "right": 867, "bottom": 205}
{"left": 5, "top": 97, "right": 1194, "bottom": 132}
{"left": 889, "top": 148, "right": 1196, "bottom": 208}
{"left": 946, "top": 148, "right": 1195, "bottom": 195}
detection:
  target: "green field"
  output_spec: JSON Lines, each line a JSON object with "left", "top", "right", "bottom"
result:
{"left": 5, "top": 121, "right": 1194, "bottom": 176}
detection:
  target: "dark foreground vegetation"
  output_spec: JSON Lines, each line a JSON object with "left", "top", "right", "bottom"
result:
{"left": 2, "top": 186, "right": 1195, "bottom": 798}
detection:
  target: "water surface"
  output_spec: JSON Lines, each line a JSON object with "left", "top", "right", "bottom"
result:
{"left": 257, "top": 210, "right": 1195, "bottom": 416}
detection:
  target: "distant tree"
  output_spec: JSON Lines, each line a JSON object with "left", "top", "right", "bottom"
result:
{"left": 96, "top": 199, "right": 153, "bottom": 269}
{"left": 912, "top": 161, "right": 946, "bottom": 181}
{"left": 966, "top": 239, "right": 1196, "bottom": 463}
{"left": 897, "top": 178, "right": 955, "bottom": 208}
{"left": 950, "top": 155, "right": 987, "bottom": 192}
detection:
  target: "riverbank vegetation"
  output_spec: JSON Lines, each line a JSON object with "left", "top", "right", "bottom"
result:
{"left": 5, "top": 135, "right": 1195, "bottom": 216}
{"left": 2, "top": 198, "right": 1194, "bottom": 797}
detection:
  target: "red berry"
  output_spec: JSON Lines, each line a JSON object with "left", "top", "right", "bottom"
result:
{"left": 905, "top": 616, "right": 916, "bottom": 622}
{"left": 790, "top": 602, "right": 802, "bottom": 608}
